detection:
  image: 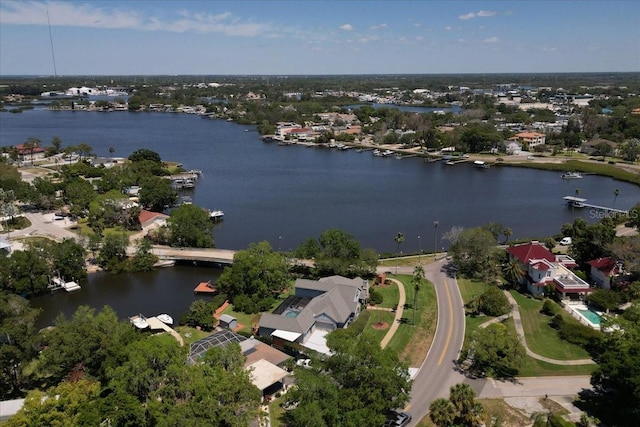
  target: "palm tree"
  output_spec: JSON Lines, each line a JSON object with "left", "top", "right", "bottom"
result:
{"left": 394, "top": 232, "right": 404, "bottom": 274}
{"left": 412, "top": 265, "right": 425, "bottom": 324}
{"left": 613, "top": 188, "right": 620, "bottom": 208}
{"left": 503, "top": 257, "right": 524, "bottom": 287}
{"left": 503, "top": 227, "right": 512, "bottom": 244}
{"left": 429, "top": 398, "right": 456, "bottom": 427}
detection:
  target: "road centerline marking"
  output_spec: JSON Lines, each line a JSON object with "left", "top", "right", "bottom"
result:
{"left": 437, "top": 278, "right": 454, "bottom": 366}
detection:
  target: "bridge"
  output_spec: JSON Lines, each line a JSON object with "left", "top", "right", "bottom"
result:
{"left": 152, "top": 246, "right": 237, "bottom": 264}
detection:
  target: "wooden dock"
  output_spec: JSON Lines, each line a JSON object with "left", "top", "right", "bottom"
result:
{"left": 563, "top": 196, "right": 629, "bottom": 214}
{"left": 194, "top": 280, "right": 217, "bottom": 294}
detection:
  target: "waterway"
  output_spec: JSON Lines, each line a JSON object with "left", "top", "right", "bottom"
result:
{"left": 2, "top": 108, "right": 638, "bottom": 326}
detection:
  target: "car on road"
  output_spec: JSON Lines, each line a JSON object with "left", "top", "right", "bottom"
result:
{"left": 560, "top": 237, "right": 572, "bottom": 246}
{"left": 384, "top": 410, "right": 412, "bottom": 427}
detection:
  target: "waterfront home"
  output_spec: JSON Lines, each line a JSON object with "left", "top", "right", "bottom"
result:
{"left": 258, "top": 275, "right": 368, "bottom": 354}
{"left": 506, "top": 241, "right": 591, "bottom": 299}
{"left": 15, "top": 143, "right": 46, "bottom": 163}
{"left": 579, "top": 138, "right": 618, "bottom": 156}
{"left": 587, "top": 257, "right": 626, "bottom": 290}
{"left": 506, "top": 141, "right": 523, "bottom": 155}
{"left": 509, "top": 132, "right": 546, "bottom": 150}
{"left": 138, "top": 210, "right": 169, "bottom": 229}
{"left": 187, "top": 329, "right": 291, "bottom": 398}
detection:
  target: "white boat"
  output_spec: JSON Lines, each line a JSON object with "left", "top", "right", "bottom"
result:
{"left": 130, "top": 314, "right": 149, "bottom": 329}
{"left": 382, "top": 150, "right": 394, "bottom": 157}
{"left": 157, "top": 314, "right": 173, "bottom": 325}
{"left": 373, "top": 149, "right": 383, "bottom": 156}
{"left": 208, "top": 210, "right": 224, "bottom": 220}
{"left": 474, "top": 160, "right": 490, "bottom": 169}
{"left": 561, "top": 172, "right": 583, "bottom": 179}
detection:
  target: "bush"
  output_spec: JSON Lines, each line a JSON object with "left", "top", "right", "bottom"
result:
{"left": 479, "top": 287, "right": 510, "bottom": 317}
{"left": 369, "top": 288, "right": 383, "bottom": 305}
{"left": 540, "top": 299, "right": 559, "bottom": 316}
{"left": 549, "top": 314, "right": 602, "bottom": 354}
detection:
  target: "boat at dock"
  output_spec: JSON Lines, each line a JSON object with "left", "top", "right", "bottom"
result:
{"left": 474, "top": 160, "right": 490, "bottom": 169}
{"left": 157, "top": 313, "right": 173, "bottom": 325}
{"left": 48, "top": 276, "right": 81, "bottom": 292}
{"left": 561, "top": 171, "right": 583, "bottom": 179}
{"left": 207, "top": 209, "right": 224, "bottom": 220}
{"left": 129, "top": 314, "right": 149, "bottom": 329}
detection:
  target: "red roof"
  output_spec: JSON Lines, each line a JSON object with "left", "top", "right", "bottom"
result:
{"left": 15, "top": 143, "right": 45, "bottom": 155}
{"left": 139, "top": 209, "right": 167, "bottom": 225}
{"left": 507, "top": 242, "right": 555, "bottom": 264}
{"left": 588, "top": 257, "right": 617, "bottom": 275}
{"left": 531, "top": 262, "right": 550, "bottom": 271}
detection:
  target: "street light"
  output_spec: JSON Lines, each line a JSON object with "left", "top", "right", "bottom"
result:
{"left": 418, "top": 235, "right": 422, "bottom": 264}
{"left": 433, "top": 221, "right": 439, "bottom": 260}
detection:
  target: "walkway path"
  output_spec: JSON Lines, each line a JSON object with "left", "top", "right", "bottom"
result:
{"left": 380, "top": 278, "right": 406, "bottom": 349}
{"left": 502, "top": 290, "right": 595, "bottom": 365}
{"left": 147, "top": 316, "right": 185, "bottom": 347}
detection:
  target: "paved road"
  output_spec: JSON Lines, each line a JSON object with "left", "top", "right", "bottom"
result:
{"left": 4, "top": 212, "right": 82, "bottom": 244}
{"left": 386, "top": 260, "right": 467, "bottom": 425}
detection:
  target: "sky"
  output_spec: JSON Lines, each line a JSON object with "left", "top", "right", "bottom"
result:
{"left": 0, "top": 0, "right": 639, "bottom": 76}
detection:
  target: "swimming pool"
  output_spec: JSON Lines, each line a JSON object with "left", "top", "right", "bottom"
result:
{"left": 569, "top": 304, "right": 602, "bottom": 329}
{"left": 283, "top": 309, "right": 300, "bottom": 318}
{"left": 576, "top": 308, "right": 601, "bottom": 325}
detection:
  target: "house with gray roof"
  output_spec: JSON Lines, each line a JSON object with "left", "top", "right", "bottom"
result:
{"left": 258, "top": 275, "right": 368, "bottom": 350}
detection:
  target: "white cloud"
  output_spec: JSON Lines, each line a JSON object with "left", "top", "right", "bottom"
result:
{"left": 459, "top": 10, "right": 498, "bottom": 20}
{"left": 483, "top": 37, "right": 498, "bottom": 43}
{"left": 340, "top": 23, "right": 353, "bottom": 31}
{"left": 370, "top": 23, "right": 388, "bottom": 30}
{"left": 445, "top": 26, "right": 453, "bottom": 31}
{"left": 543, "top": 47, "right": 557, "bottom": 52}
{"left": 415, "top": 36, "right": 424, "bottom": 41}
{"left": 0, "top": 0, "right": 270, "bottom": 36}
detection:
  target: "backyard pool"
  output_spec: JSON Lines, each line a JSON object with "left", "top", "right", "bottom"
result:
{"left": 569, "top": 304, "right": 602, "bottom": 329}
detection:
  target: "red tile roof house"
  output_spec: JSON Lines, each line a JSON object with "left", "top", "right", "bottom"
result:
{"left": 15, "top": 143, "right": 46, "bottom": 163}
{"left": 587, "top": 257, "right": 626, "bottom": 290}
{"left": 506, "top": 241, "right": 591, "bottom": 299}
{"left": 138, "top": 209, "right": 169, "bottom": 229}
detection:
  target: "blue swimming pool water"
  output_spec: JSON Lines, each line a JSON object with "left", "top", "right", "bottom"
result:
{"left": 577, "top": 308, "right": 601, "bottom": 325}
{"left": 284, "top": 310, "right": 299, "bottom": 318}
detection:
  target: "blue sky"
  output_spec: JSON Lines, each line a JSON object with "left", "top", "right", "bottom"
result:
{"left": 1, "top": 0, "right": 638, "bottom": 75}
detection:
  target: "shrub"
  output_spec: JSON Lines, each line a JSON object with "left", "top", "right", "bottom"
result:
{"left": 540, "top": 299, "right": 559, "bottom": 316}
{"left": 369, "top": 288, "right": 384, "bottom": 305}
{"left": 479, "top": 287, "right": 510, "bottom": 317}
{"left": 549, "top": 314, "right": 602, "bottom": 354}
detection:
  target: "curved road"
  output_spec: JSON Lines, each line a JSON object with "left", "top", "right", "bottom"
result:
{"left": 379, "top": 260, "right": 467, "bottom": 425}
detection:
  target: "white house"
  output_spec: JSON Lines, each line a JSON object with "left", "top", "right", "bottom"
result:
{"left": 506, "top": 241, "right": 590, "bottom": 299}
{"left": 510, "top": 132, "right": 546, "bottom": 150}
{"left": 588, "top": 257, "right": 625, "bottom": 290}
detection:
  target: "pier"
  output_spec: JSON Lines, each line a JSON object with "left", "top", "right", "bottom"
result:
{"left": 563, "top": 196, "right": 629, "bottom": 214}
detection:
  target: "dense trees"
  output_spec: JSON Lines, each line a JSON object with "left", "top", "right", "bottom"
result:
{"left": 295, "top": 228, "right": 378, "bottom": 277}
{"left": 7, "top": 304, "right": 261, "bottom": 427}
{"left": 167, "top": 203, "right": 214, "bottom": 248}
{"left": 286, "top": 335, "right": 412, "bottom": 426}
{"left": 139, "top": 175, "right": 177, "bottom": 211}
{"left": 217, "top": 241, "right": 289, "bottom": 313}
{"left": 430, "top": 383, "right": 485, "bottom": 427}
{"left": 464, "top": 322, "right": 525, "bottom": 378}
{"left": 448, "top": 226, "right": 501, "bottom": 280}
{"left": 0, "top": 291, "right": 41, "bottom": 399}
{"left": 590, "top": 303, "right": 640, "bottom": 426}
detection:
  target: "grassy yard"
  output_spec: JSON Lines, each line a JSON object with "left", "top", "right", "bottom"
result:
{"left": 174, "top": 326, "right": 213, "bottom": 345}
{"left": 510, "top": 291, "right": 591, "bottom": 360}
{"left": 371, "top": 280, "right": 399, "bottom": 309}
{"left": 457, "top": 278, "right": 497, "bottom": 342}
{"left": 351, "top": 309, "right": 397, "bottom": 343}
{"left": 386, "top": 275, "right": 438, "bottom": 367}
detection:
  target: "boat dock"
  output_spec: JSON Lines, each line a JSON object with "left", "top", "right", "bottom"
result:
{"left": 194, "top": 280, "right": 217, "bottom": 294}
{"left": 48, "top": 277, "right": 81, "bottom": 292}
{"left": 563, "top": 196, "right": 629, "bottom": 214}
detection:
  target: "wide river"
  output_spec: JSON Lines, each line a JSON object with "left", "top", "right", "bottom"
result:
{"left": 1, "top": 107, "right": 637, "bottom": 326}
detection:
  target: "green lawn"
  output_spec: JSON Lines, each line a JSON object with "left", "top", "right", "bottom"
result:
{"left": 372, "top": 281, "right": 399, "bottom": 309}
{"left": 356, "top": 309, "right": 397, "bottom": 343}
{"left": 510, "top": 291, "right": 591, "bottom": 360}
{"left": 386, "top": 274, "right": 438, "bottom": 367}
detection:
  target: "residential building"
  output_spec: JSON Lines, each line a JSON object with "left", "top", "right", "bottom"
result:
{"left": 579, "top": 138, "right": 618, "bottom": 155}
{"left": 258, "top": 275, "right": 368, "bottom": 354}
{"left": 509, "top": 132, "right": 546, "bottom": 150}
{"left": 587, "top": 257, "right": 625, "bottom": 290}
{"left": 506, "top": 241, "right": 590, "bottom": 299}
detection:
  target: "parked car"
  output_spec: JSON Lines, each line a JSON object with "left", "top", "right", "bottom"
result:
{"left": 384, "top": 410, "right": 412, "bottom": 427}
{"left": 560, "top": 237, "right": 572, "bottom": 246}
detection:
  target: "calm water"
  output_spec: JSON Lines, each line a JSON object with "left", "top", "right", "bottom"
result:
{"left": 2, "top": 108, "right": 638, "bottom": 326}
